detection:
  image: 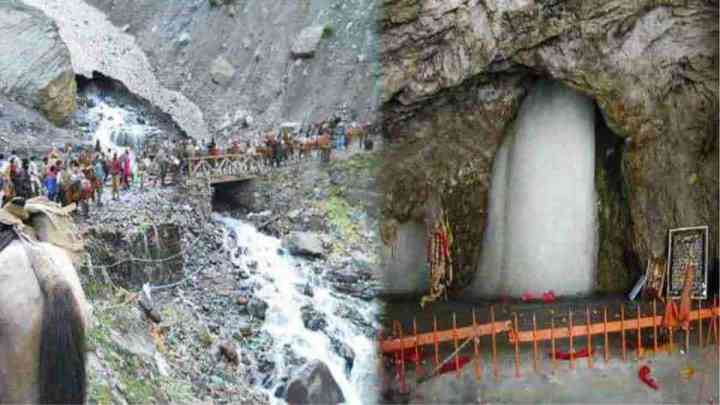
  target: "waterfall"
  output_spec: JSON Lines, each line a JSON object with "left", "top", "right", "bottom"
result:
{"left": 77, "top": 82, "right": 162, "bottom": 165}
{"left": 471, "top": 80, "right": 598, "bottom": 298}
{"left": 218, "top": 215, "right": 380, "bottom": 405}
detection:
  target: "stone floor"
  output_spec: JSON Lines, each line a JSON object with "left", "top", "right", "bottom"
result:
{"left": 401, "top": 346, "right": 719, "bottom": 404}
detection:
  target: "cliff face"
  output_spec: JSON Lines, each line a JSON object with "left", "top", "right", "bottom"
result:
{"left": 0, "top": 95, "right": 77, "bottom": 153}
{"left": 0, "top": 1, "right": 76, "bottom": 124}
{"left": 84, "top": 0, "right": 381, "bottom": 136}
{"left": 379, "top": 0, "right": 719, "bottom": 294}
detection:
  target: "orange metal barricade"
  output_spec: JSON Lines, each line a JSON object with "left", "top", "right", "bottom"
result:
{"left": 380, "top": 298, "right": 720, "bottom": 387}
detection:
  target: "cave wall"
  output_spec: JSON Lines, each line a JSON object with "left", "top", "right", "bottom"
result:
{"left": 379, "top": 0, "right": 719, "bottom": 294}
{"left": 379, "top": 74, "right": 528, "bottom": 290}
{"left": 594, "top": 107, "right": 639, "bottom": 293}
{"left": 380, "top": 221, "right": 430, "bottom": 296}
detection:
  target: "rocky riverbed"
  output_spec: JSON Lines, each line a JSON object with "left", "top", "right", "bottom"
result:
{"left": 78, "top": 148, "right": 383, "bottom": 404}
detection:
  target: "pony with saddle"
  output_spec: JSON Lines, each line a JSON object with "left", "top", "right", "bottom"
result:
{"left": 0, "top": 197, "right": 89, "bottom": 404}
{"left": 59, "top": 167, "right": 96, "bottom": 217}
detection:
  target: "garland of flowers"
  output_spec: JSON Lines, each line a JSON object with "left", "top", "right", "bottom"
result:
{"left": 420, "top": 211, "right": 453, "bottom": 308}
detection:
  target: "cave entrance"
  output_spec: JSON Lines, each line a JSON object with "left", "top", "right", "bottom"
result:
{"left": 468, "top": 79, "right": 635, "bottom": 299}
{"left": 73, "top": 71, "right": 187, "bottom": 155}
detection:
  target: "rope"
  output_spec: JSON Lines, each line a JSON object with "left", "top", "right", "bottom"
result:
{"left": 84, "top": 248, "right": 185, "bottom": 269}
{"left": 416, "top": 335, "right": 475, "bottom": 384}
{"left": 82, "top": 231, "right": 207, "bottom": 291}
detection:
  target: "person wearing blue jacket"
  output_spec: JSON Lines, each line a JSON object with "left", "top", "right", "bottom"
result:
{"left": 93, "top": 156, "right": 106, "bottom": 207}
{"left": 334, "top": 123, "right": 346, "bottom": 151}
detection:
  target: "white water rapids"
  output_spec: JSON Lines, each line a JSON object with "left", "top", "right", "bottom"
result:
{"left": 219, "top": 216, "right": 380, "bottom": 405}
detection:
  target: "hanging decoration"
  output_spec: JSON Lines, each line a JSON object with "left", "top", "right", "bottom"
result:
{"left": 420, "top": 211, "right": 453, "bottom": 308}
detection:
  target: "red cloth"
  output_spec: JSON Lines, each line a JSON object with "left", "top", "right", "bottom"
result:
{"left": 549, "top": 348, "right": 590, "bottom": 360}
{"left": 638, "top": 365, "right": 659, "bottom": 390}
{"left": 521, "top": 290, "right": 556, "bottom": 303}
{"left": 123, "top": 156, "right": 131, "bottom": 175}
{"left": 111, "top": 159, "right": 122, "bottom": 175}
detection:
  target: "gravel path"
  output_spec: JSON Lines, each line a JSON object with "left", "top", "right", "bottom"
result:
{"left": 23, "top": 0, "right": 209, "bottom": 140}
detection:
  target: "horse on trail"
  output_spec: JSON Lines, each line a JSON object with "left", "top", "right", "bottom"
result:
{"left": 0, "top": 202, "right": 89, "bottom": 404}
{"left": 61, "top": 170, "right": 95, "bottom": 217}
{"left": 347, "top": 125, "right": 369, "bottom": 150}
{"left": 317, "top": 133, "right": 332, "bottom": 163}
{"left": 296, "top": 137, "right": 317, "bottom": 160}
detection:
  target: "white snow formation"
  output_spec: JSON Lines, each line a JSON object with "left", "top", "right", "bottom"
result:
{"left": 470, "top": 80, "right": 598, "bottom": 298}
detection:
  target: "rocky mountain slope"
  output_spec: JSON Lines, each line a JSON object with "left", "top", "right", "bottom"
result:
{"left": 0, "top": 95, "right": 77, "bottom": 152}
{"left": 0, "top": 1, "right": 76, "bottom": 124}
{"left": 378, "top": 0, "right": 719, "bottom": 294}
{"left": 83, "top": 0, "right": 381, "bottom": 137}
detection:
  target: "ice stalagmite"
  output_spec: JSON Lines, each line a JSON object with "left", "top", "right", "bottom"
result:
{"left": 470, "top": 80, "right": 598, "bottom": 298}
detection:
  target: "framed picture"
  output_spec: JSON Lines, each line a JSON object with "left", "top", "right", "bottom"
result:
{"left": 666, "top": 226, "right": 709, "bottom": 300}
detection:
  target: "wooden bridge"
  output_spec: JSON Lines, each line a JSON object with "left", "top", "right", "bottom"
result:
{"left": 185, "top": 154, "right": 271, "bottom": 184}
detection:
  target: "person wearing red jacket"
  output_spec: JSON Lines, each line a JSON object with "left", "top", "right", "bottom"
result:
{"left": 110, "top": 153, "right": 122, "bottom": 200}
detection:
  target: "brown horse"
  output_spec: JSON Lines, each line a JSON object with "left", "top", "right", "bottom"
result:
{"left": 255, "top": 145, "right": 273, "bottom": 166}
{"left": 317, "top": 133, "right": 332, "bottom": 163}
{"left": 0, "top": 205, "right": 89, "bottom": 404}
{"left": 297, "top": 139, "right": 315, "bottom": 160}
{"left": 1, "top": 175, "right": 15, "bottom": 206}
{"left": 347, "top": 126, "right": 368, "bottom": 150}
{"left": 62, "top": 174, "right": 94, "bottom": 217}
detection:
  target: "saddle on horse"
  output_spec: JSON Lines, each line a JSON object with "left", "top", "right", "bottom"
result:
{"left": 0, "top": 196, "right": 83, "bottom": 260}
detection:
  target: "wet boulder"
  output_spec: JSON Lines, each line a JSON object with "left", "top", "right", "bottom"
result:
{"left": 300, "top": 305, "right": 327, "bottom": 331}
{"left": 176, "top": 32, "right": 191, "bottom": 47}
{"left": 283, "top": 232, "right": 324, "bottom": 258}
{"left": 330, "top": 336, "right": 355, "bottom": 375}
{"left": 285, "top": 360, "right": 344, "bottom": 405}
{"left": 248, "top": 297, "right": 268, "bottom": 320}
{"left": 209, "top": 56, "right": 235, "bottom": 85}
{"left": 290, "top": 25, "right": 325, "bottom": 59}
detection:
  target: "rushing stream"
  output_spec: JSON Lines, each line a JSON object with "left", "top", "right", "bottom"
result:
{"left": 220, "top": 216, "right": 380, "bottom": 404}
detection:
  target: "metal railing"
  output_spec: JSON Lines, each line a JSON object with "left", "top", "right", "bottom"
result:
{"left": 380, "top": 297, "right": 720, "bottom": 392}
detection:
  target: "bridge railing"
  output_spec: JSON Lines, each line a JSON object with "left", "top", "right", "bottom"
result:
{"left": 186, "top": 154, "right": 270, "bottom": 181}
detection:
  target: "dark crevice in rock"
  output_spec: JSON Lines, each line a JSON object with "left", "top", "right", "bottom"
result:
{"left": 594, "top": 104, "right": 639, "bottom": 292}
